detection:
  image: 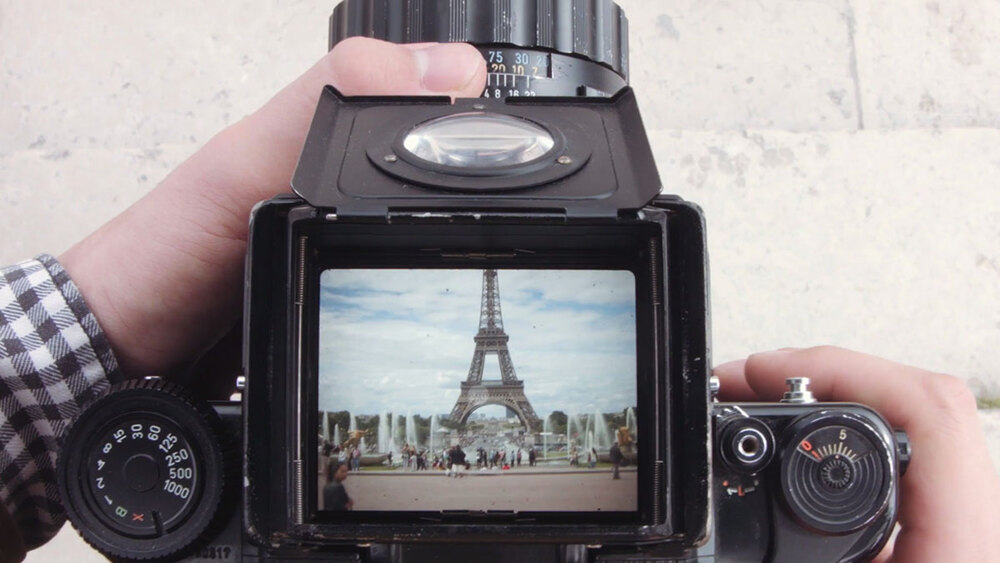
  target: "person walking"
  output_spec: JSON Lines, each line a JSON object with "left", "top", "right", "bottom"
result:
{"left": 609, "top": 442, "right": 623, "bottom": 480}
{"left": 453, "top": 445, "right": 467, "bottom": 478}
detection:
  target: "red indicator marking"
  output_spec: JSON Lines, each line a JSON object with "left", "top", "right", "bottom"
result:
{"left": 811, "top": 451, "right": 822, "bottom": 461}
{"left": 737, "top": 486, "right": 744, "bottom": 497}
{"left": 800, "top": 440, "right": 813, "bottom": 451}
{"left": 132, "top": 513, "right": 145, "bottom": 522}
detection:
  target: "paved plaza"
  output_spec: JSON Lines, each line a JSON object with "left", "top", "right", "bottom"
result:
{"left": 329, "top": 469, "right": 638, "bottom": 512}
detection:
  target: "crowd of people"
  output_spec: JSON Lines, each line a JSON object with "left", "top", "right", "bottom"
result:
{"left": 472, "top": 445, "right": 536, "bottom": 469}
{"left": 320, "top": 437, "right": 364, "bottom": 472}
{"left": 321, "top": 431, "right": 627, "bottom": 479}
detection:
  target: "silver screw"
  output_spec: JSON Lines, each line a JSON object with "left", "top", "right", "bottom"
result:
{"left": 557, "top": 156, "right": 573, "bottom": 165}
{"left": 710, "top": 376, "right": 721, "bottom": 399}
{"left": 384, "top": 154, "right": 398, "bottom": 163}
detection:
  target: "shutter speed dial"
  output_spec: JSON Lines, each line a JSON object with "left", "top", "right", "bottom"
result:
{"left": 87, "top": 413, "right": 200, "bottom": 537}
{"left": 58, "top": 379, "right": 237, "bottom": 561}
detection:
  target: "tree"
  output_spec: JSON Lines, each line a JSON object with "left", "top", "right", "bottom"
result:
{"left": 438, "top": 415, "right": 462, "bottom": 430}
{"left": 548, "top": 410, "right": 568, "bottom": 436}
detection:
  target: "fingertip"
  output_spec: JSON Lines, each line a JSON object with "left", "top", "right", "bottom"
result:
{"left": 325, "top": 38, "right": 486, "bottom": 98}
{"left": 408, "top": 42, "right": 487, "bottom": 98}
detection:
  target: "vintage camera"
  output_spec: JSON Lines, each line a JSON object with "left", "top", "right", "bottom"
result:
{"left": 57, "top": 1, "right": 910, "bottom": 561}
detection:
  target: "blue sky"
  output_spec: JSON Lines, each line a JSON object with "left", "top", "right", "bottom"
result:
{"left": 317, "top": 269, "right": 637, "bottom": 418}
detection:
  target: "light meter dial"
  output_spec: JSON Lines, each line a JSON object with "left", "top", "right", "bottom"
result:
{"left": 58, "top": 379, "right": 237, "bottom": 561}
{"left": 780, "top": 412, "right": 893, "bottom": 535}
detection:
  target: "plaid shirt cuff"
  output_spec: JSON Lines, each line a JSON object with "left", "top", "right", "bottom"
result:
{"left": 0, "top": 255, "right": 121, "bottom": 549}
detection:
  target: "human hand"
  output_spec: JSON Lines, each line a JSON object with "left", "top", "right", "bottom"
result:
{"left": 714, "top": 346, "right": 1000, "bottom": 563}
{"left": 58, "top": 38, "right": 487, "bottom": 382}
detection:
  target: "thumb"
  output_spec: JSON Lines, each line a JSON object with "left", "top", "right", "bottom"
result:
{"left": 207, "top": 38, "right": 487, "bottom": 207}
{"left": 326, "top": 38, "right": 488, "bottom": 98}
{"left": 271, "top": 37, "right": 486, "bottom": 135}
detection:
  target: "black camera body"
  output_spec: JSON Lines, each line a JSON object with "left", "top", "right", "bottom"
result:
{"left": 234, "top": 89, "right": 712, "bottom": 552}
{"left": 57, "top": 2, "right": 909, "bottom": 561}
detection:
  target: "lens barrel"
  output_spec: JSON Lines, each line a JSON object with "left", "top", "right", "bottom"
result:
{"left": 329, "top": 0, "right": 629, "bottom": 97}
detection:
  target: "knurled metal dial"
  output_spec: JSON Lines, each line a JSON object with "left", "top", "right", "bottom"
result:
{"left": 329, "top": 0, "right": 629, "bottom": 97}
{"left": 57, "top": 379, "right": 237, "bottom": 561}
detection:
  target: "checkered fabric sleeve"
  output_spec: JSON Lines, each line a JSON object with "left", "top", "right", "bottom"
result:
{"left": 0, "top": 255, "right": 121, "bottom": 549}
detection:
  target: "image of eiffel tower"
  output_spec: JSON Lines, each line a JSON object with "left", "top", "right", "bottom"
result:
{"left": 449, "top": 269, "right": 541, "bottom": 429}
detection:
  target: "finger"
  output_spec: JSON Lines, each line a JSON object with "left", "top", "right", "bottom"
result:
{"left": 871, "top": 539, "right": 893, "bottom": 563}
{"left": 198, "top": 37, "right": 488, "bottom": 219}
{"left": 712, "top": 358, "right": 758, "bottom": 402}
{"left": 333, "top": 39, "right": 488, "bottom": 97}
{"left": 743, "top": 346, "right": 1000, "bottom": 562}
{"left": 743, "top": 347, "right": 958, "bottom": 430}
{"left": 714, "top": 348, "right": 802, "bottom": 402}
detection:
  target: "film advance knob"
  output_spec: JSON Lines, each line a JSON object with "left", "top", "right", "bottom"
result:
{"left": 57, "top": 379, "right": 238, "bottom": 561}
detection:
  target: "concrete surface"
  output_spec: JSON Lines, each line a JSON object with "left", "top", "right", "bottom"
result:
{"left": 0, "top": 0, "right": 997, "bottom": 560}
{"left": 324, "top": 470, "right": 638, "bottom": 511}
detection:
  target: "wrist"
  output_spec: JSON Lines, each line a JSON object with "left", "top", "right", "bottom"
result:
{"left": 59, "top": 169, "right": 249, "bottom": 377}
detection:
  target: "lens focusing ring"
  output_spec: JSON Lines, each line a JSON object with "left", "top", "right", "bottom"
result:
{"left": 329, "top": 0, "right": 629, "bottom": 80}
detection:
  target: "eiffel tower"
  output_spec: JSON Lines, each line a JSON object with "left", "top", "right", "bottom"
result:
{"left": 449, "top": 269, "right": 540, "bottom": 429}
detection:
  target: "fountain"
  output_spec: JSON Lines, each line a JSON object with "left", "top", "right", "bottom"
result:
{"left": 592, "top": 408, "right": 612, "bottom": 450}
{"left": 430, "top": 414, "right": 440, "bottom": 453}
{"left": 378, "top": 410, "right": 391, "bottom": 453}
{"left": 333, "top": 423, "right": 341, "bottom": 447}
{"left": 542, "top": 415, "right": 551, "bottom": 460}
{"left": 566, "top": 411, "right": 582, "bottom": 446}
{"left": 390, "top": 412, "right": 400, "bottom": 455}
{"left": 405, "top": 410, "right": 418, "bottom": 448}
{"left": 343, "top": 411, "right": 366, "bottom": 452}
{"left": 626, "top": 406, "right": 637, "bottom": 440}
{"left": 321, "top": 411, "right": 330, "bottom": 442}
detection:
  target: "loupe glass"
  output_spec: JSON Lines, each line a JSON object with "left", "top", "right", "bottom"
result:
{"left": 402, "top": 112, "right": 555, "bottom": 170}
